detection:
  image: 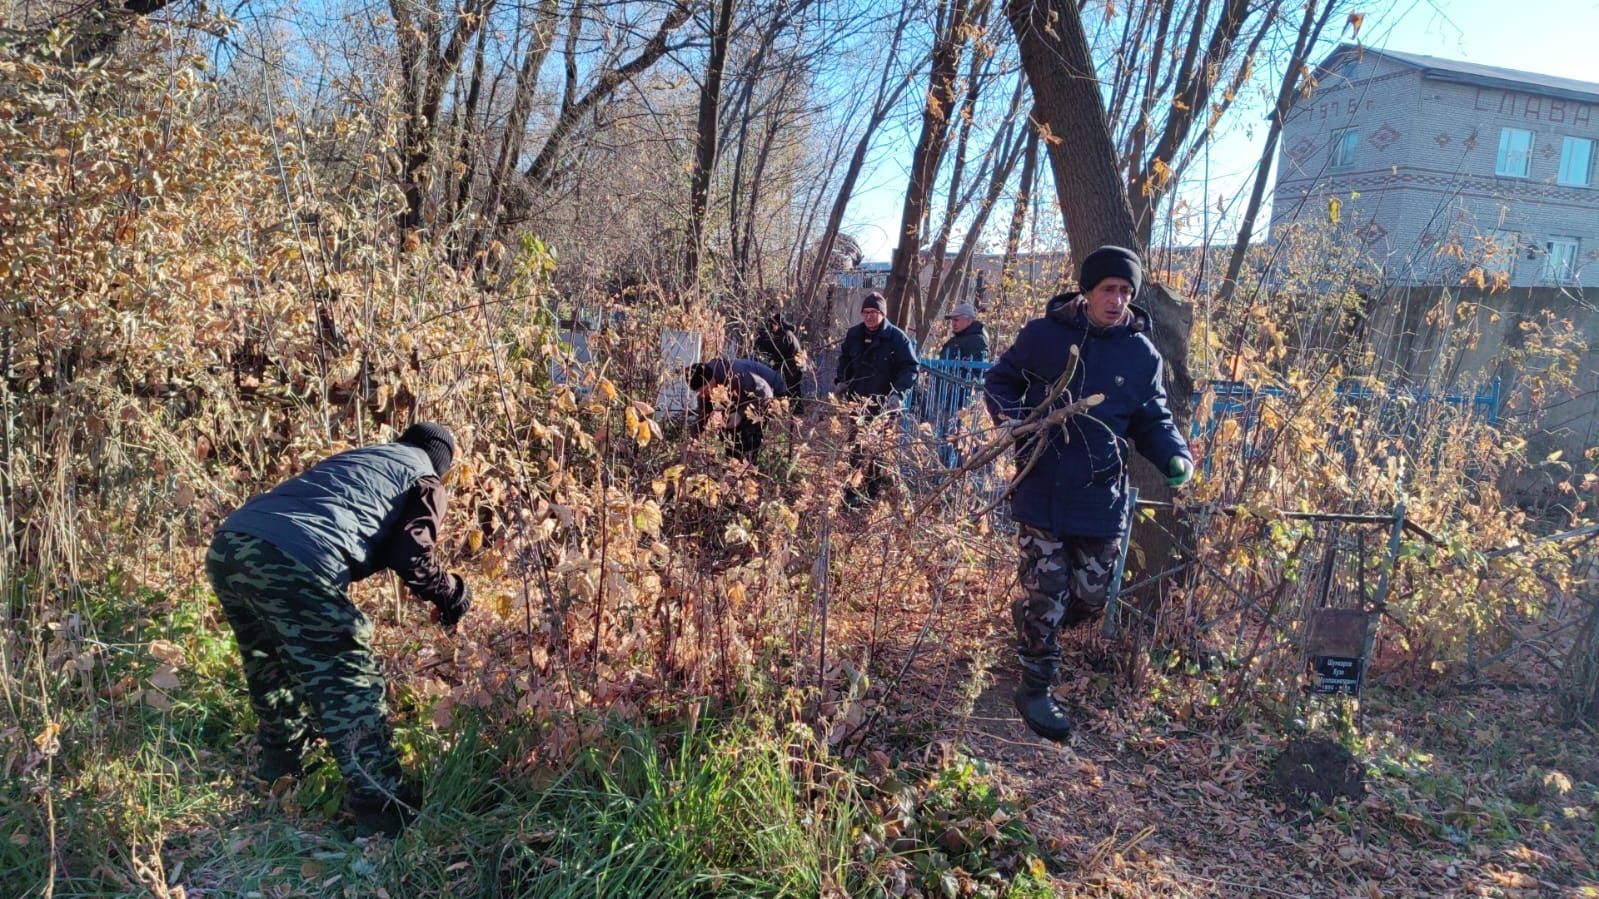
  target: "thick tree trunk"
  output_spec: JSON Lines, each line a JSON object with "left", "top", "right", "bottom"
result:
{"left": 1005, "top": 0, "right": 1139, "bottom": 256}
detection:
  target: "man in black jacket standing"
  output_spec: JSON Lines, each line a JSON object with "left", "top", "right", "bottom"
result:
{"left": 753, "top": 313, "right": 807, "bottom": 415}
{"left": 938, "top": 302, "right": 990, "bottom": 363}
{"left": 206, "top": 422, "right": 471, "bottom": 838}
{"left": 834, "top": 292, "right": 919, "bottom": 504}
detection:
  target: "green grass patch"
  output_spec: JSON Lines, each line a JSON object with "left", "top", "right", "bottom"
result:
{"left": 2, "top": 579, "right": 1051, "bottom": 898}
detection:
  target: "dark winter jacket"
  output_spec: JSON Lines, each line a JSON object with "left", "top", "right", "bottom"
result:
{"left": 219, "top": 443, "right": 460, "bottom": 606}
{"left": 835, "top": 320, "right": 918, "bottom": 401}
{"left": 984, "top": 293, "right": 1192, "bottom": 538}
{"left": 938, "top": 320, "right": 990, "bottom": 363}
{"left": 700, "top": 358, "right": 786, "bottom": 400}
{"left": 693, "top": 358, "right": 786, "bottom": 425}
{"left": 754, "top": 319, "right": 807, "bottom": 381}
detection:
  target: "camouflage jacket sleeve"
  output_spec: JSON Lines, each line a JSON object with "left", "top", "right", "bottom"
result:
{"left": 384, "top": 476, "right": 458, "bottom": 607}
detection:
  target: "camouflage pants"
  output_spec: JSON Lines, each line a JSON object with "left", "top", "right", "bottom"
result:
{"left": 205, "top": 531, "right": 402, "bottom": 805}
{"left": 1011, "top": 524, "right": 1122, "bottom": 681}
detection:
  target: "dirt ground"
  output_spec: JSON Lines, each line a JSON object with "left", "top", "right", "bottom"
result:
{"left": 946, "top": 649, "right": 1598, "bottom": 898}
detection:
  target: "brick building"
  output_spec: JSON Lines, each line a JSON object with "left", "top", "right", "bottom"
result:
{"left": 1271, "top": 45, "right": 1599, "bottom": 287}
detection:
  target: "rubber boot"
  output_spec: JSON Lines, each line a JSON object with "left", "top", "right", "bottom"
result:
{"left": 255, "top": 729, "right": 312, "bottom": 785}
{"left": 1013, "top": 676, "right": 1074, "bottom": 741}
{"left": 256, "top": 744, "right": 304, "bottom": 784}
{"left": 351, "top": 783, "right": 419, "bottom": 840}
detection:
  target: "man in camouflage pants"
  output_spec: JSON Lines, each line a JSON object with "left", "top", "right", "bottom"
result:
{"left": 985, "top": 247, "right": 1194, "bottom": 741}
{"left": 1012, "top": 527, "right": 1122, "bottom": 676}
{"left": 206, "top": 422, "right": 471, "bottom": 837}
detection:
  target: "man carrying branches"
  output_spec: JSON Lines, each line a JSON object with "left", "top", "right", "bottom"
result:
{"left": 984, "top": 247, "right": 1194, "bottom": 741}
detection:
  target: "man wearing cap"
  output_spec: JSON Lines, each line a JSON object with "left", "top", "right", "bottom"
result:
{"left": 206, "top": 422, "right": 472, "bottom": 837}
{"left": 984, "top": 246, "right": 1194, "bottom": 741}
{"left": 834, "top": 291, "right": 919, "bottom": 503}
{"left": 932, "top": 302, "right": 990, "bottom": 464}
{"left": 938, "top": 302, "right": 990, "bottom": 364}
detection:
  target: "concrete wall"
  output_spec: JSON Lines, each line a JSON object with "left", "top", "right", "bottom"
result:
{"left": 1365, "top": 284, "right": 1599, "bottom": 464}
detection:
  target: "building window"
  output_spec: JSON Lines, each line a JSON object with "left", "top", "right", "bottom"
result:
{"left": 1495, "top": 128, "right": 1532, "bottom": 177}
{"left": 1330, "top": 128, "right": 1358, "bottom": 169}
{"left": 1544, "top": 237, "right": 1579, "bottom": 282}
{"left": 1558, "top": 136, "right": 1593, "bottom": 187}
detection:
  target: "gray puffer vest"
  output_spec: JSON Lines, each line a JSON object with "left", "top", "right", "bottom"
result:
{"left": 220, "top": 443, "right": 435, "bottom": 588}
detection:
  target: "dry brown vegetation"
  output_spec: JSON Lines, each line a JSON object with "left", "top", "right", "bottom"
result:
{"left": 1, "top": 7, "right": 1596, "bottom": 898}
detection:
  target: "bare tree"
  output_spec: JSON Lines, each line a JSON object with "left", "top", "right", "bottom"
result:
{"left": 1217, "top": 0, "right": 1341, "bottom": 305}
{"left": 522, "top": 0, "right": 696, "bottom": 190}
{"left": 999, "top": 123, "right": 1040, "bottom": 302}
{"left": 793, "top": 4, "right": 917, "bottom": 317}
{"left": 683, "top": 0, "right": 737, "bottom": 288}
{"left": 390, "top": 0, "right": 497, "bottom": 234}
{"left": 1122, "top": 0, "right": 1279, "bottom": 245}
{"left": 882, "top": 0, "right": 989, "bottom": 325}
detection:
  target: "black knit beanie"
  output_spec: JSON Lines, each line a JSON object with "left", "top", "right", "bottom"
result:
{"left": 398, "top": 421, "right": 455, "bottom": 476}
{"left": 860, "top": 292, "right": 887, "bottom": 314}
{"left": 1078, "top": 246, "right": 1143, "bottom": 295}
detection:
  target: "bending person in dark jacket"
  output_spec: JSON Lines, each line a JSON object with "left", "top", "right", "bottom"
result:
{"left": 206, "top": 422, "right": 471, "bottom": 837}
{"left": 687, "top": 357, "right": 787, "bottom": 464}
{"left": 834, "top": 292, "right": 919, "bottom": 505}
{"left": 984, "top": 247, "right": 1194, "bottom": 741}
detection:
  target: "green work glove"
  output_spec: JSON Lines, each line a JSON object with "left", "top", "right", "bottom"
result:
{"left": 1167, "top": 456, "right": 1194, "bottom": 487}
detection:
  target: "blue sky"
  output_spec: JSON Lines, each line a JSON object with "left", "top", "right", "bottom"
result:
{"left": 846, "top": 0, "right": 1599, "bottom": 261}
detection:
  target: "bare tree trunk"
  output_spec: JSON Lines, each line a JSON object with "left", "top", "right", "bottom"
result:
{"left": 925, "top": 116, "right": 1030, "bottom": 336}
{"left": 1000, "top": 123, "right": 1040, "bottom": 304}
{"left": 736, "top": 107, "right": 785, "bottom": 283}
{"left": 882, "top": 0, "right": 983, "bottom": 325}
{"left": 1128, "top": 0, "right": 1265, "bottom": 244}
{"left": 1005, "top": 0, "right": 1140, "bottom": 258}
{"left": 684, "top": 0, "right": 737, "bottom": 289}
{"left": 444, "top": 22, "right": 491, "bottom": 247}
{"left": 392, "top": 0, "right": 496, "bottom": 236}
{"left": 919, "top": 31, "right": 1000, "bottom": 336}
{"left": 794, "top": 6, "right": 915, "bottom": 316}
{"left": 1218, "top": 0, "right": 1336, "bottom": 306}
{"left": 467, "top": 0, "right": 560, "bottom": 263}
